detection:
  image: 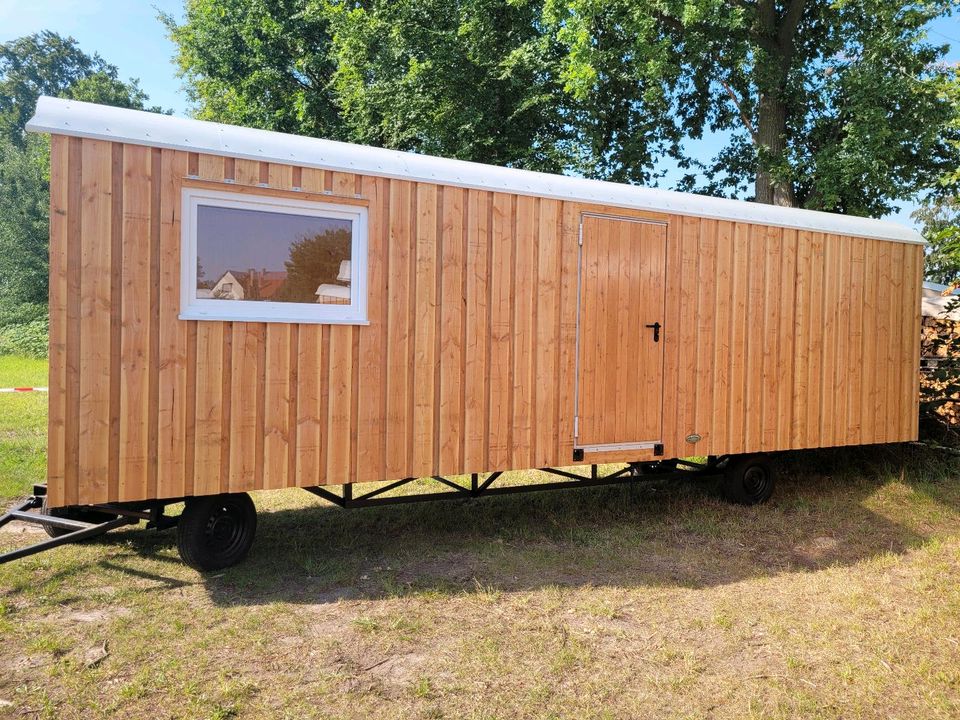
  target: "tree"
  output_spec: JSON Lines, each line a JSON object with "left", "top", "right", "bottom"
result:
{"left": 162, "top": 1, "right": 345, "bottom": 139}
{"left": 0, "top": 31, "right": 159, "bottom": 145}
{"left": 169, "top": 1, "right": 958, "bottom": 214}
{"left": 277, "top": 228, "right": 352, "bottom": 303}
{"left": 165, "top": 0, "right": 575, "bottom": 173}
{"left": 915, "top": 69, "right": 960, "bottom": 284}
{"left": 916, "top": 197, "right": 960, "bottom": 285}
{"left": 0, "top": 32, "right": 162, "bottom": 320}
{"left": 0, "top": 135, "right": 49, "bottom": 315}
{"left": 550, "top": 0, "right": 959, "bottom": 212}
{"left": 327, "top": 0, "right": 575, "bottom": 172}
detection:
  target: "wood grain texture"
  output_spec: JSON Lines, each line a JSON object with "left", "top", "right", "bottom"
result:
{"left": 438, "top": 186, "right": 465, "bottom": 473}
{"left": 46, "top": 136, "right": 69, "bottom": 506}
{"left": 712, "top": 222, "right": 734, "bottom": 452}
{"left": 356, "top": 175, "right": 388, "bottom": 482}
{"left": 728, "top": 223, "right": 750, "bottom": 454}
{"left": 156, "top": 150, "right": 190, "bottom": 499}
{"left": 488, "top": 193, "right": 513, "bottom": 469}
{"left": 46, "top": 140, "right": 922, "bottom": 506}
{"left": 535, "top": 199, "right": 562, "bottom": 466}
{"left": 118, "top": 145, "right": 153, "bottom": 500}
{"left": 193, "top": 322, "right": 223, "bottom": 495}
{"left": 77, "top": 139, "right": 113, "bottom": 503}
{"left": 695, "top": 220, "right": 717, "bottom": 449}
{"left": 677, "top": 216, "right": 700, "bottom": 451}
{"left": 412, "top": 183, "right": 438, "bottom": 475}
{"left": 463, "top": 190, "right": 491, "bottom": 470}
{"left": 576, "top": 215, "right": 666, "bottom": 448}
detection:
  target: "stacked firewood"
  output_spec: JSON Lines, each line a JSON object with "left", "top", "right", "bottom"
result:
{"left": 921, "top": 315, "right": 960, "bottom": 425}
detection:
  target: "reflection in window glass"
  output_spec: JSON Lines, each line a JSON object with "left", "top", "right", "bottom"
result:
{"left": 195, "top": 205, "right": 353, "bottom": 305}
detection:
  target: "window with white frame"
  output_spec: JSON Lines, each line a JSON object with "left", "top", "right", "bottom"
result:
{"left": 181, "top": 188, "right": 368, "bottom": 324}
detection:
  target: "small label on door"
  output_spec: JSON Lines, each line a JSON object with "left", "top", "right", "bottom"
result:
{"left": 685, "top": 433, "right": 702, "bottom": 443}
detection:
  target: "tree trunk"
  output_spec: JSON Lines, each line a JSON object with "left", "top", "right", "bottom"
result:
{"left": 752, "top": 0, "right": 805, "bottom": 207}
{"left": 754, "top": 91, "right": 796, "bottom": 207}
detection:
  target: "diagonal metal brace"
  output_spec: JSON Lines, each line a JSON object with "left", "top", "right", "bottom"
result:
{"left": 0, "top": 511, "right": 136, "bottom": 564}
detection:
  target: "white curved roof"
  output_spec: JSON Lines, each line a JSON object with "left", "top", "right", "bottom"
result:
{"left": 27, "top": 95, "right": 922, "bottom": 244}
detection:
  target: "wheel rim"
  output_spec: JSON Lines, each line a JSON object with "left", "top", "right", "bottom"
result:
{"left": 203, "top": 501, "right": 246, "bottom": 557}
{"left": 742, "top": 465, "right": 771, "bottom": 500}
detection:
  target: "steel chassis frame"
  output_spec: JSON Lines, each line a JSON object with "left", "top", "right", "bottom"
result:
{"left": 301, "top": 459, "right": 720, "bottom": 510}
{"left": 0, "top": 459, "right": 722, "bottom": 564}
{"left": 0, "top": 484, "right": 179, "bottom": 564}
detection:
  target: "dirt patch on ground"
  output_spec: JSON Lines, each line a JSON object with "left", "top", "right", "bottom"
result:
{"left": 0, "top": 519, "right": 45, "bottom": 536}
{"left": 364, "top": 651, "right": 429, "bottom": 686}
{"left": 302, "top": 586, "right": 359, "bottom": 605}
{"left": 57, "top": 607, "right": 131, "bottom": 624}
{"left": 791, "top": 535, "right": 842, "bottom": 567}
{"left": 392, "top": 551, "right": 485, "bottom": 585}
{"left": 325, "top": 640, "right": 431, "bottom": 696}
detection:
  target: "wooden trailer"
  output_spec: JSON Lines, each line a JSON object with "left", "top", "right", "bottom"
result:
{"left": 1, "top": 96, "right": 923, "bottom": 570}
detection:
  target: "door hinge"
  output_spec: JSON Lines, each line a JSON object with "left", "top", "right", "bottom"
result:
{"left": 573, "top": 448, "right": 584, "bottom": 461}
{"left": 578, "top": 220, "right": 584, "bottom": 245}
{"left": 573, "top": 415, "right": 579, "bottom": 438}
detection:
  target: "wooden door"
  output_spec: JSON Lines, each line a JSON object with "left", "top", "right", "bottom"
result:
{"left": 575, "top": 214, "right": 667, "bottom": 452}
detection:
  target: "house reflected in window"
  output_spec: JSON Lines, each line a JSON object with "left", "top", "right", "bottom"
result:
{"left": 183, "top": 188, "right": 368, "bottom": 324}
{"left": 195, "top": 205, "right": 352, "bottom": 304}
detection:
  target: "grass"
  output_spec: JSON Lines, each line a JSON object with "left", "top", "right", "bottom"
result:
{"left": 0, "top": 355, "right": 47, "bottom": 500}
{"left": 2, "top": 354, "right": 960, "bottom": 718}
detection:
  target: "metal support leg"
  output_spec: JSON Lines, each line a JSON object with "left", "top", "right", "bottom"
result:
{"left": 0, "top": 514, "right": 136, "bottom": 564}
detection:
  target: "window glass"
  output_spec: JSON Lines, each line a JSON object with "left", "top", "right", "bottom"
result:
{"left": 195, "top": 205, "right": 353, "bottom": 305}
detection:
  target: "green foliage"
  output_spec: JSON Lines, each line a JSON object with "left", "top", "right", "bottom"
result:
{"left": 0, "top": 134, "right": 50, "bottom": 308}
{"left": 165, "top": 0, "right": 575, "bottom": 174}
{"left": 0, "top": 317, "right": 49, "bottom": 358}
{"left": 917, "top": 71, "right": 960, "bottom": 286}
{"left": 325, "top": 0, "right": 572, "bottom": 172}
{"left": 169, "top": 0, "right": 959, "bottom": 213}
{"left": 162, "top": 1, "right": 344, "bottom": 139}
{"left": 0, "top": 31, "right": 159, "bottom": 146}
{"left": 547, "top": 0, "right": 959, "bottom": 212}
{"left": 0, "top": 32, "right": 164, "bottom": 326}
{"left": 916, "top": 196, "right": 960, "bottom": 285}
{"left": 0, "top": 298, "right": 46, "bottom": 327}
{"left": 276, "top": 228, "right": 351, "bottom": 303}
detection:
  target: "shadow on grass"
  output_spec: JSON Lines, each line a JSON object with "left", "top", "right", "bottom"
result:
{"left": 9, "top": 443, "right": 960, "bottom": 606}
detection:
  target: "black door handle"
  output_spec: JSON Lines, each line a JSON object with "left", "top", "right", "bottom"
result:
{"left": 645, "top": 322, "right": 661, "bottom": 342}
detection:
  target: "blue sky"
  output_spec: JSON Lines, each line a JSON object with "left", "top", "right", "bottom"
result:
{"left": 1, "top": 0, "right": 190, "bottom": 115}
{"left": 2, "top": 0, "right": 958, "bottom": 227}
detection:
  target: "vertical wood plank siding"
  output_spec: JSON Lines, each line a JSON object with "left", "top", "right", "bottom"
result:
{"left": 46, "top": 139, "right": 923, "bottom": 506}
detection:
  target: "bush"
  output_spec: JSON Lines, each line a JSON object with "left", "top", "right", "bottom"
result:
{"left": 0, "top": 316, "right": 48, "bottom": 358}
{"left": 0, "top": 299, "right": 46, "bottom": 327}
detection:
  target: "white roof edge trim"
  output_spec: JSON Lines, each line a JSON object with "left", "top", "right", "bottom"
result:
{"left": 26, "top": 95, "right": 924, "bottom": 245}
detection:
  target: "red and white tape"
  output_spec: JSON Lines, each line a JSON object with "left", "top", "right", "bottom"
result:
{"left": 0, "top": 387, "right": 48, "bottom": 393}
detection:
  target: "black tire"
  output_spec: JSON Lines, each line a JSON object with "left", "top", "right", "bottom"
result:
{"left": 40, "top": 496, "right": 119, "bottom": 539}
{"left": 177, "top": 493, "right": 257, "bottom": 571}
{"left": 721, "top": 455, "right": 776, "bottom": 505}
